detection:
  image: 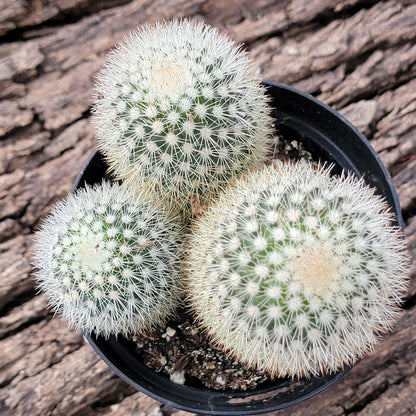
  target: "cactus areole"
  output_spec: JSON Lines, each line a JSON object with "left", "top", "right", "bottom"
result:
{"left": 75, "top": 83, "right": 405, "bottom": 415}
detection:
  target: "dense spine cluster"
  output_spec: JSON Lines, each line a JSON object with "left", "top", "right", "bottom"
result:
{"left": 34, "top": 182, "right": 181, "bottom": 338}
{"left": 185, "top": 161, "right": 408, "bottom": 378}
{"left": 93, "top": 20, "right": 273, "bottom": 215}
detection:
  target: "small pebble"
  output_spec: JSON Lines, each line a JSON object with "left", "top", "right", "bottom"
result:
{"left": 170, "top": 370, "right": 186, "bottom": 385}
{"left": 166, "top": 326, "right": 176, "bottom": 337}
{"left": 216, "top": 375, "right": 226, "bottom": 386}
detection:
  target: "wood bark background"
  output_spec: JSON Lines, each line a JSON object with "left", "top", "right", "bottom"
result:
{"left": 0, "top": 0, "right": 415, "bottom": 415}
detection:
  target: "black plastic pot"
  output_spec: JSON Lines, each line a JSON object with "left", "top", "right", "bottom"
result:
{"left": 73, "top": 82, "right": 403, "bottom": 415}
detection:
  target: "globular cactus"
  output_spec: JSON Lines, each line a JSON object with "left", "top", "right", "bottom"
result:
{"left": 92, "top": 20, "right": 273, "bottom": 216}
{"left": 33, "top": 181, "right": 181, "bottom": 338}
{"left": 185, "top": 160, "right": 408, "bottom": 378}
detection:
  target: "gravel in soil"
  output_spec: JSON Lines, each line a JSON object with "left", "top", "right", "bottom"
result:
{"left": 269, "top": 134, "right": 313, "bottom": 162}
{"left": 133, "top": 310, "right": 273, "bottom": 391}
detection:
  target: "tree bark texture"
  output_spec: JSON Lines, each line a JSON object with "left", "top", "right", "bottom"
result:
{"left": 0, "top": 0, "right": 415, "bottom": 415}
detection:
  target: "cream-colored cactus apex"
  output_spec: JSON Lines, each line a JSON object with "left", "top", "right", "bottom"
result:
{"left": 33, "top": 182, "right": 181, "bottom": 338}
{"left": 185, "top": 160, "right": 408, "bottom": 378}
{"left": 92, "top": 20, "right": 273, "bottom": 216}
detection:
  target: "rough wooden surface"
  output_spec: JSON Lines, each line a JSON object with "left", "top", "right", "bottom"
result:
{"left": 0, "top": 1, "right": 415, "bottom": 415}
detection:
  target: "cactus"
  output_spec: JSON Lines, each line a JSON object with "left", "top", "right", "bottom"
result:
{"left": 92, "top": 20, "right": 273, "bottom": 216}
{"left": 185, "top": 160, "right": 409, "bottom": 378}
{"left": 33, "top": 181, "right": 181, "bottom": 338}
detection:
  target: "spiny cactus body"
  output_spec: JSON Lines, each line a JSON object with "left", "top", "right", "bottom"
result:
{"left": 34, "top": 181, "right": 181, "bottom": 338}
{"left": 93, "top": 20, "right": 273, "bottom": 216}
{"left": 185, "top": 161, "right": 408, "bottom": 378}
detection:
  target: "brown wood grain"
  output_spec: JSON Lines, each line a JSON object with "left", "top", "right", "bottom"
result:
{"left": 0, "top": 0, "right": 415, "bottom": 415}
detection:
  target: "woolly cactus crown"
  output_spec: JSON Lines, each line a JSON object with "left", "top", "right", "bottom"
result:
{"left": 186, "top": 161, "right": 408, "bottom": 378}
{"left": 92, "top": 19, "right": 273, "bottom": 215}
{"left": 33, "top": 181, "right": 181, "bottom": 338}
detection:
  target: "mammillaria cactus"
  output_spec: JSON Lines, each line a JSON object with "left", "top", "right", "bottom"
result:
{"left": 92, "top": 20, "right": 273, "bottom": 216}
{"left": 33, "top": 181, "right": 181, "bottom": 338}
{"left": 185, "top": 160, "right": 408, "bottom": 378}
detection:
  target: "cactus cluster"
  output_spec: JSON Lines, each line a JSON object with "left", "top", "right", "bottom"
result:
{"left": 33, "top": 182, "right": 181, "bottom": 338}
{"left": 33, "top": 19, "right": 408, "bottom": 384}
{"left": 92, "top": 20, "right": 273, "bottom": 215}
{"left": 185, "top": 161, "right": 408, "bottom": 378}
